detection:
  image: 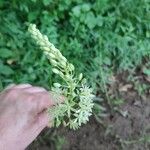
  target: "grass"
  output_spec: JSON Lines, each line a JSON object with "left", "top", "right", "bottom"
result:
{"left": 0, "top": 0, "right": 150, "bottom": 123}
{"left": 0, "top": 0, "right": 150, "bottom": 90}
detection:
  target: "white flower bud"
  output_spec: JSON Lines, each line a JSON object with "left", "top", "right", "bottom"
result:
{"left": 48, "top": 53, "right": 56, "bottom": 58}
{"left": 60, "top": 61, "right": 66, "bottom": 67}
{"left": 31, "top": 30, "right": 38, "bottom": 36}
{"left": 43, "top": 35, "right": 49, "bottom": 42}
{"left": 79, "top": 73, "right": 83, "bottom": 80}
{"left": 68, "top": 63, "right": 74, "bottom": 71}
{"left": 59, "top": 71, "right": 64, "bottom": 78}
{"left": 65, "top": 74, "right": 71, "bottom": 81}
{"left": 43, "top": 47, "right": 50, "bottom": 51}
{"left": 29, "top": 24, "right": 36, "bottom": 32}
{"left": 56, "top": 51, "right": 62, "bottom": 57}
{"left": 61, "top": 56, "right": 67, "bottom": 62}
{"left": 52, "top": 68, "right": 60, "bottom": 74}
{"left": 50, "top": 44, "right": 55, "bottom": 50}
{"left": 54, "top": 48, "right": 59, "bottom": 52}
{"left": 37, "top": 33, "right": 43, "bottom": 41}
{"left": 50, "top": 59, "right": 57, "bottom": 66}
{"left": 44, "top": 51, "right": 55, "bottom": 58}
{"left": 53, "top": 83, "right": 61, "bottom": 87}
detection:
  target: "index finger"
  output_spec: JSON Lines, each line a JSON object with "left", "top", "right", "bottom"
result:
{"left": 35, "top": 91, "right": 65, "bottom": 112}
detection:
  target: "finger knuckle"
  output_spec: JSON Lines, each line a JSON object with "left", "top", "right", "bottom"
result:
{"left": 26, "top": 94, "right": 37, "bottom": 107}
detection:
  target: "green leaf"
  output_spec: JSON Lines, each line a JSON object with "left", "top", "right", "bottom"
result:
{"left": 81, "top": 3, "right": 91, "bottom": 12}
{"left": 143, "top": 68, "right": 150, "bottom": 76}
{"left": 72, "top": 6, "right": 81, "bottom": 17}
{"left": 96, "top": 15, "right": 103, "bottom": 27}
{"left": 43, "top": 0, "right": 52, "bottom": 6}
{"left": 84, "top": 12, "right": 97, "bottom": 29}
{"left": 0, "top": 48, "right": 13, "bottom": 58}
{"left": 103, "top": 57, "right": 111, "bottom": 65}
{"left": 0, "top": 63, "right": 14, "bottom": 75}
{"left": 28, "top": 11, "right": 39, "bottom": 22}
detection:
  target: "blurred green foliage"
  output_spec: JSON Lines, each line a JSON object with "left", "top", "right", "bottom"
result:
{"left": 0, "top": 0, "right": 150, "bottom": 92}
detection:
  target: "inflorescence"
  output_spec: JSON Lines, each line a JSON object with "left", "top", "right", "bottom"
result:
{"left": 28, "top": 24, "right": 94, "bottom": 129}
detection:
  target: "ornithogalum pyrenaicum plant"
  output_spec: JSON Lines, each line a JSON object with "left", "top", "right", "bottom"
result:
{"left": 28, "top": 24, "right": 94, "bottom": 129}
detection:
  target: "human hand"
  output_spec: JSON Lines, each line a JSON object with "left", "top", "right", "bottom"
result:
{"left": 0, "top": 84, "right": 63, "bottom": 150}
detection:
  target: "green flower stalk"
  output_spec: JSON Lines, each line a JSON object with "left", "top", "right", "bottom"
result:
{"left": 28, "top": 24, "right": 94, "bottom": 129}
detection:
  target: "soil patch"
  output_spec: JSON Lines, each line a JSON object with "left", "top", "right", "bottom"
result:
{"left": 28, "top": 89, "right": 150, "bottom": 150}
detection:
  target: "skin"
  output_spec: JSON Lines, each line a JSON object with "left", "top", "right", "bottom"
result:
{"left": 0, "top": 84, "right": 63, "bottom": 150}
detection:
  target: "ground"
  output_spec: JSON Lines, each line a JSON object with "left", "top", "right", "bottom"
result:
{"left": 28, "top": 75, "right": 150, "bottom": 150}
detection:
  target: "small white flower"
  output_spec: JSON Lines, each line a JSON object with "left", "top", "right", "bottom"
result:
{"left": 52, "top": 68, "right": 60, "bottom": 74}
